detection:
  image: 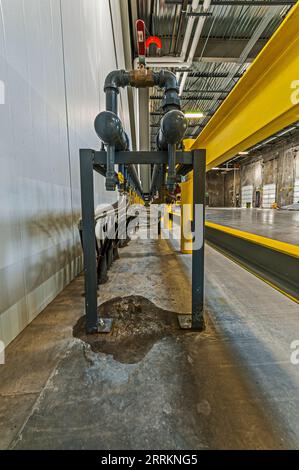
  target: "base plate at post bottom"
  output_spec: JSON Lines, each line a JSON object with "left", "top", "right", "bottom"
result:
{"left": 177, "top": 315, "right": 192, "bottom": 329}
{"left": 97, "top": 318, "right": 114, "bottom": 333}
{"left": 177, "top": 314, "right": 205, "bottom": 331}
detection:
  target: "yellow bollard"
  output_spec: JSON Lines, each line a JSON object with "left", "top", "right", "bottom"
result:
{"left": 180, "top": 171, "right": 193, "bottom": 254}
{"left": 165, "top": 205, "right": 173, "bottom": 231}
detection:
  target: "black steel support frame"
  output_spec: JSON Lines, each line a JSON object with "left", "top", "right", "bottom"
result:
{"left": 80, "top": 148, "right": 206, "bottom": 333}
{"left": 192, "top": 150, "right": 206, "bottom": 329}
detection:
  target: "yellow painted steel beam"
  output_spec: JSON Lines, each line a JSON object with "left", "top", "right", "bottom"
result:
{"left": 180, "top": 175, "right": 193, "bottom": 254}
{"left": 183, "top": 139, "right": 196, "bottom": 151}
{"left": 191, "top": 2, "right": 299, "bottom": 170}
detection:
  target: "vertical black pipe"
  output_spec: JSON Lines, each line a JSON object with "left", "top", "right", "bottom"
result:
{"left": 191, "top": 149, "right": 206, "bottom": 330}
{"left": 106, "top": 89, "right": 118, "bottom": 114}
{"left": 106, "top": 145, "right": 116, "bottom": 191}
{"left": 150, "top": 164, "right": 160, "bottom": 195}
{"left": 167, "top": 143, "right": 176, "bottom": 190}
{"left": 79, "top": 149, "right": 98, "bottom": 333}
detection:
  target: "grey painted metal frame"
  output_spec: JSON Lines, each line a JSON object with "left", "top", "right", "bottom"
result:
{"left": 94, "top": 150, "right": 193, "bottom": 166}
{"left": 80, "top": 148, "right": 206, "bottom": 333}
{"left": 80, "top": 149, "right": 98, "bottom": 333}
{"left": 192, "top": 149, "right": 206, "bottom": 329}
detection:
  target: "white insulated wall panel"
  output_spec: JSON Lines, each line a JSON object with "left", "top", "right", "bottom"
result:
{"left": 0, "top": 0, "right": 130, "bottom": 347}
{"left": 293, "top": 180, "right": 299, "bottom": 204}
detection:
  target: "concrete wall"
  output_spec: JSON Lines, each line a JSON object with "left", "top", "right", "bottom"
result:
{"left": 241, "top": 141, "right": 298, "bottom": 208}
{"left": 206, "top": 172, "right": 225, "bottom": 207}
{"left": 206, "top": 132, "right": 299, "bottom": 208}
{"left": 224, "top": 169, "right": 241, "bottom": 207}
{"left": 0, "top": 0, "right": 131, "bottom": 347}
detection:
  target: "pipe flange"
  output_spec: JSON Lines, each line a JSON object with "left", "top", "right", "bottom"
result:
{"left": 162, "top": 94, "right": 181, "bottom": 111}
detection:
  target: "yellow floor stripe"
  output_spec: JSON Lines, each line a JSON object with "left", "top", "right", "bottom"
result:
{"left": 169, "top": 212, "right": 299, "bottom": 259}
{"left": 206, "top": 221, "right": 299, "bottom": 259}
{"left": 207, "top": 241, "right": 299, "bottom": 304}
{"left": 169, "top": 210, "right": 298, "bottom": 302}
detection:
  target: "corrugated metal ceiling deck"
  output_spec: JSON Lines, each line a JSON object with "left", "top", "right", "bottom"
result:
{"left": 133, "top": 0, "right": 295, "bottom": 146}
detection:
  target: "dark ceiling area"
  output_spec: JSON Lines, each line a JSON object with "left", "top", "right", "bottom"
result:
{"left": 129, "top": 0, "right": 295, "bottom": 149}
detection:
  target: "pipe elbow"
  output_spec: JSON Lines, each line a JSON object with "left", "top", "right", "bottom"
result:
{"left": 94, "top": 111, "right": 128, "bottom": 150}
{"left": 162, "top": 110, "right": 187, "bottom": 143}
{"left": 154, "top": 69, "right": 181, "bottom": 111}
{"left": 104, "top": 70, "right": 130, "bottom": 92}
{"left": 157, "top": 70, "right": 179, "bottom": 92}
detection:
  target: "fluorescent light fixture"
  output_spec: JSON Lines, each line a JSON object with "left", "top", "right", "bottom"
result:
{"left": 238, "top": 151, "right": 249, "bottom": 155}
{"left": 184, "top": 112, "right": 204, "bottom": 118}
{"left": 212, "top": 167, "right": 221, "bottom": 170}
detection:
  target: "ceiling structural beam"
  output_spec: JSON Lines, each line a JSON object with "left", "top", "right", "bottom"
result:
{"left": 199, "top": 57, "right": 253, "bottom": 63}
{"left": 191, "top": 2, "right": 299, "bottom": 170}
{"left": 173, "top": 0, "right": 189, "bottom": 53}
{"left": 151, "top": 38, "right": 267, "bottom": 61}
{"left": 184, "top": 72, "right": 243, "bottom": 78}
{"left": 193, "top": 38, "right": 267, "bottom": 62}
{"left": 184, "top": 88, "right": 230, "bottom": 93}
{"left": 178, "top": 0, "right": 212, "bottom": 95}
{"left": 151, "top": 124, "right": 202, "bottom": 128}
{"left": 150, "top": 95, "right": 225, "bottom": 101}
{"left": 186, "top": 11, "right": 213, "bottom": 16}
{"left": 203, "top": 4, "right": 280, "bottom": 124}
{"left": 165, "top": 0, "right": 296, "bottom": 5}
{"left": 150, "top": 111, "right": 214, "bottom": 116}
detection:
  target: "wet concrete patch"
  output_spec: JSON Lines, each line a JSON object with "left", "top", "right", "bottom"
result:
{"left": 73, "top": 296, "right": 188, "bottom": 364}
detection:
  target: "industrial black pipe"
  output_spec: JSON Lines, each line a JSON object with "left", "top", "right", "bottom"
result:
{"left": 154, "top": 69, "right": 181, "bottom": 112}
{"left": 94, "top": 111, "right": 129, "bottom": 151}
{"left": 104, "top": 68, "right": 181, "bottom": 114}
{"left": 153, "top": 73, "right": 186, "bottom": 189}
{"left": 157, "top": 109, "right": 187, "bottom": 150}
{"left": 156, "top": 109, "right": 187, "bottom": 190}
{"left": 128, "top": 164, "right": 143, "bottom": 196}
{"left": 167, "top": 144, "right": 176, "bottom": 191}
{"left": 94, "top": 111, "right": 130, "bottom": 191}
{"left": 97, "top": 68, "right": 186, "bottom": 195}
{"left": 150, "top": 164, "right": 161, "bottom": 195}
{"left": 104, "top": 70, "right": 130, "bottom": 114}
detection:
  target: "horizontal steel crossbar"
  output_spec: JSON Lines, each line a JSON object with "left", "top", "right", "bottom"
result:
{"left": 93, "top": 150, "right": 193, "bottom": 166}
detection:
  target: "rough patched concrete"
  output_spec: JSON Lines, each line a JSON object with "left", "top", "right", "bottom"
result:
{"left": 0, "top": 277, "right": 85, "bottom": 449}
{"left": 1, "top": 234, "right": 299, "bottom": 449}
{"left": 10, "top": 333, "right": 285, "bottom": 450}
{"left": 74, "top": 296, "right": 187, "bottom": 363}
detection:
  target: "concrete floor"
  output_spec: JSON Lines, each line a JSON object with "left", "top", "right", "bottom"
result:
{"left": 206, "top": 208, "right": 299, "bottom": 246}
{"left": 0, "top": 231, "right": 299, "bottom": 449}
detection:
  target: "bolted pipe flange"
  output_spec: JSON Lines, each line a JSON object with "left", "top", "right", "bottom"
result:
{"left": 162, "top": 93, "right": 181, "bottom": 111}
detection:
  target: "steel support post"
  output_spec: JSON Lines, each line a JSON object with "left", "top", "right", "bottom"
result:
{"left": 191, "top": 149, "right": 206, "bottom": 330}
{"left": 80, "top": 149, "right": 98, "bottom": 333}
